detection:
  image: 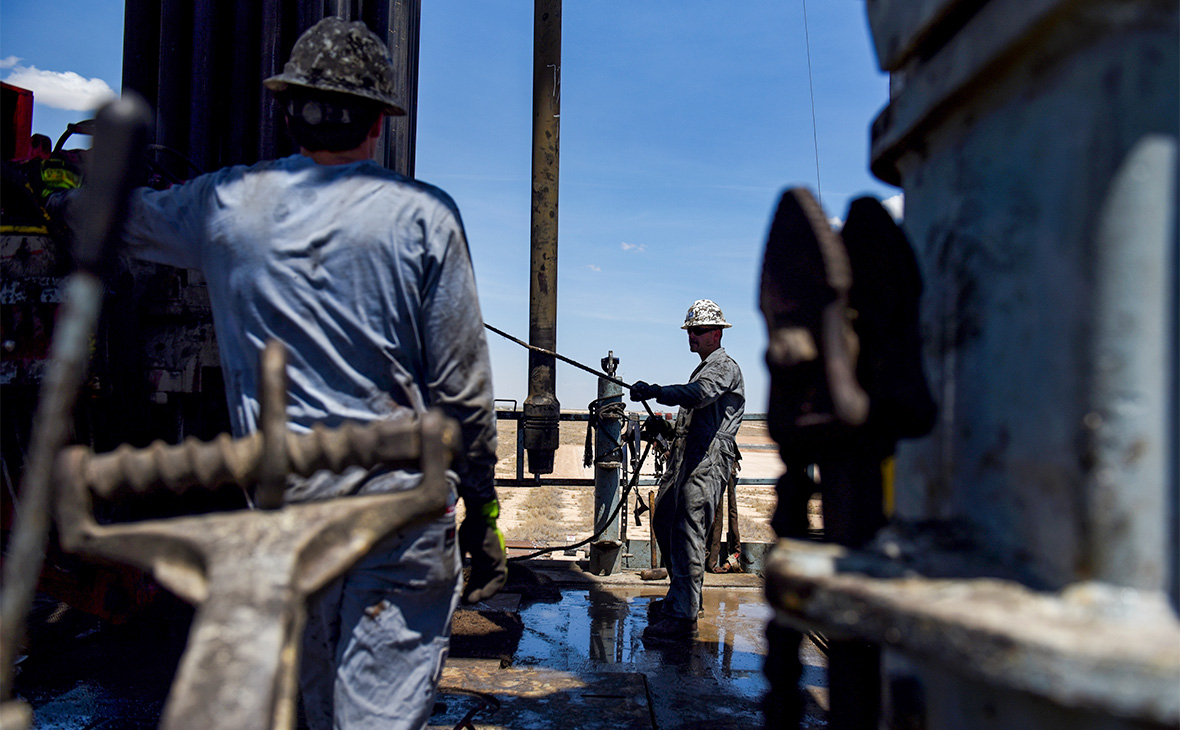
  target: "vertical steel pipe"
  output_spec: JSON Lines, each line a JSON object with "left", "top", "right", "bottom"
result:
{"left": 189, "top": 0, "right": 216, "bottom": 170}
{"left": 122, "top": 0, "right": 421, "bottom": 172}
{"left": 523, "top": 0, "right": 561, "bottom": 476}
{"left": 368, "top": 0, "right": 421, "bottom": 177}
{"left": 590, "top": 353, "right": 622, "bottom": 574}
{"left": 121, "top": 0, "right": 161, "bottom": 118}
{"left": 154, "top": 0, "right": 193, "bottom": 164}
{"left": 257, "top": 1, "right": 291, "bottom": 164}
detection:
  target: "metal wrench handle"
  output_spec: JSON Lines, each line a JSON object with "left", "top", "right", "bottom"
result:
{"left": 54, "top": 410, "right": 458, "bottom": 730}
{"left": 76, "top": 417, "right": 451, "bottom": 502}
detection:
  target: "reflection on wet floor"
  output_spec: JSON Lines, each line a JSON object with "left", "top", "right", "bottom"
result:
{"left": 18, "top": 580, "right": 827, "bottom": 729}
{"left": 432, "top": 583, "right": 827, "bottom": 730}
{"left": 14, "top": 599, "right": 187, "bottom": 730}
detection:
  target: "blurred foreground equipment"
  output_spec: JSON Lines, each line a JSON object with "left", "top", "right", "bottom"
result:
{"left": 763, "top": 1, "right": 1179, "bottom": 728}
{"left": 53, "top": 343, "right": 457, "bottom": 730}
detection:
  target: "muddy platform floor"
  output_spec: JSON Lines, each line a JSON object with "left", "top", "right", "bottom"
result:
{"left": 14, "top": 564, "right": 828, "bottom": 729}
{"left": 439, "top": 568, "right": 770, "bottom": 730}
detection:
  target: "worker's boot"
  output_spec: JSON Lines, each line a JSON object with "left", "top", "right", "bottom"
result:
{"left": 759, "top": 187, "right": 868, "bottom": 460}
{"left": 647, "top": 598, "right": 703, "bottom": 620}
{"left": 642, "top": 615, "right": 698, "bottom": 642}
{"left": 840, "top": 197, "right": 936, "bottom": 442}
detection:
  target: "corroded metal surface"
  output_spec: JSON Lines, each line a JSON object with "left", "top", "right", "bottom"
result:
{"left": 0, "top": 96, "right": 152, "bottom": 718}
{"left": 52, "top": 342, "right": 459, "bottom": 730}
{"left": 765, "top": 538, "right": 1180, "bottom": 725}
{"left": 869, "top": 0, "right": 1178, "bottom": 593}
{"left": 524, "top": 0, "right": 562, "bottom": 476}
{"left": 847, "top": 2, "right": 1179, "bottom": 724}
{"left": 865, "top": 0, "right": 977, "bottom": 72}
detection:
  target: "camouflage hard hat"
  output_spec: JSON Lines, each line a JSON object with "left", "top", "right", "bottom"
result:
{"left": 264, "top": 17, "right": 405, "bottom": 116}
{"left": 682, "top": 299, "right": 732, "bottom": 329}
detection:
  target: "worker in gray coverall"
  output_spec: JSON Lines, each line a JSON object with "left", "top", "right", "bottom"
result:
{"left": 53, "top": 18, "right": 506, "bottom": 730}
{"left": 630, "top": 299, "right": 745, "bottom": 641}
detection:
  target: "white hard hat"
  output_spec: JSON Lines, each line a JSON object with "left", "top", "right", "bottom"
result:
{"left": 681, "top": 299, "right": 732, "bottom": 329}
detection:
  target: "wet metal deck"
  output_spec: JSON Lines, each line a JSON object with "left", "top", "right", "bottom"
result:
{"left": 431, "top": 562, "right": 827, "bottom": 730}
{"left": 15, "top": 563, "right": 827, "bottom": 729}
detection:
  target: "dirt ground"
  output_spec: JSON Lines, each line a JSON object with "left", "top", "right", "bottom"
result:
{"left": 473, "top": 416, "right": 783, "bottom": 546}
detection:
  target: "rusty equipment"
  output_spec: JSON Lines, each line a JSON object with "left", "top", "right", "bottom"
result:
{"left": 0, "top": 93, "right": 152, "bottom": 724}
{"left": 523, "top": 0, "right": 562, "bottom": 477}
{"left": 762, "top": 2, "right": 1179, "bottom": 728}
{"left": 757, "top": 190, "right": 914, "bottom": 728}
{"left": 54, "top": 341, "right": 458, "bottom": 730}
{"left": 0, "top": 92, "right": 458, "bottom": 728}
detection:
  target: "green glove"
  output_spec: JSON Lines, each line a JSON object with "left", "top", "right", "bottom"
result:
{"left": 459, "top": 498, "right": 508, "bottom": 605}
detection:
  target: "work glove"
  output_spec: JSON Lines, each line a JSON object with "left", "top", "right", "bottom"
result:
{"left": 642, "top": 414, "right": 673, "bottom": 441}
{"left": 459, "top": 497, "right": 508, "bottom": 605}
{"left": 630, "top": 381, "right": 661, "bottom": 402}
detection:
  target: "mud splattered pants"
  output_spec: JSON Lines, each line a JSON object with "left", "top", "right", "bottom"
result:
{"left": 299, "top": 508, "right": 461, "bottom": 730}
{"left": 652, "top": 437, "right": 737, "bottom": 621}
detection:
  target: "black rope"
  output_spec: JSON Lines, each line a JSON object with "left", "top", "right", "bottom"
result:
{"left": 801, "top": 0, "right": 823, "bottom": 205}
{"left": 483, "top": 322, "right": 657, "bottom": 418}
{"left": 481, "top": 322, "right": 668, "bottom": 561}
{"left": 507, "top": 439, "right": 652, "bottom": 562}
{"left": 437, "top": 686, "right": 501, "bottom": 730}
{"left": 583, "top": 397, "right": 627, "bottom": 469}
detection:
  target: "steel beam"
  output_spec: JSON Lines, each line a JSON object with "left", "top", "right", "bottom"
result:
{"left": 764, "top": 538, "right": 1180, "bottom": 726}
{"left": 524, "top": 0, "right": 562, "bottom": 476}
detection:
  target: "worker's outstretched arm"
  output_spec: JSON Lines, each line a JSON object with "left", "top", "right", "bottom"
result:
{"left": 629, "top": 380, "right": 707, "bottom": 408}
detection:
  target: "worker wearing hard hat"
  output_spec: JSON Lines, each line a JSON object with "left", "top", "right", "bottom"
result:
{"left": 54, "top": 17, "right": 505, "bottom": 730}
{"left": 630, "top": 299, "right": 746, "bottom": 641}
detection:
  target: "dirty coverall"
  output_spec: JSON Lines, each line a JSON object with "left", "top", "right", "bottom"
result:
{"left": 651, "top": 347, "right": 745, "bottom": 620}
{"left": 108, "top": 153, "right": 497, "bottom": 730}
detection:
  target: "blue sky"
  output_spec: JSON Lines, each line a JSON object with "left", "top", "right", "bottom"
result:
{"left": 1, "top": 2, "right": 900, "bottom": 414}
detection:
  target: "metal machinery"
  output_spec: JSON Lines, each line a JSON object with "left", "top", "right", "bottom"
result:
{"left": 523, "top": 0, "right": 564, "bottom": 479}
{"left": 1, "top": 0, "right": 424, "bottom": 619}
{"left": 763, "top": 1, "right": 1179, "bottom": 728}
{"left": 4, "top": 1, "right": 1176, "bottom": 728}
{"left": 0, "top": 0, "right": 603, "bottom": 725}
{"left": 0, "top": 2, "right": 435, "bottom": 726}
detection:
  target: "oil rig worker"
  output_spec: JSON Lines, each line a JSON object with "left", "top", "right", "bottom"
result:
{"left": 53, "top": 17, "right": 506, "bottom": 730}
{"left": 630, "top": 299, "right": 745, "bottom": 641}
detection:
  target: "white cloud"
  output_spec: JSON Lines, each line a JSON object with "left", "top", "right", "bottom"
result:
{"left": 882, "top": 193, "right": 904, "bottom": 221}
{"left": 832, "top": 193, "right": 904, "bottom": 231}
{"left": 2, "top": 64, "right": 115, "bottom": 112}
{"left": 620, "top": 242, "right": 646, "bottom": 253}
{"left": 0, "top": 56, "right": 20, "bottom": 70}
{"left": 586, "top": 264, "right": 602, "bottom": 272}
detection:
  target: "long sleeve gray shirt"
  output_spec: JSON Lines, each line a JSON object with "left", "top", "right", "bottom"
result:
{"left": 656, "top": 346, "right": 745, "bottom": 480}
{"left": 113, "top": 154, "right": 497, "bottom": 503}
